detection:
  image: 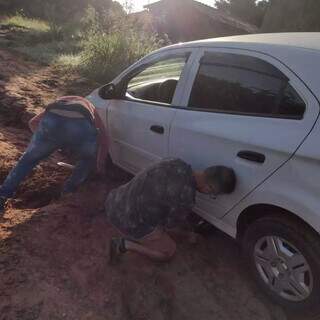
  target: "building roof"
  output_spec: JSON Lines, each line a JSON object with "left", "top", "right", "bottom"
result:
{"left": 144, "top": 0, "right": 257, "bottom": 33}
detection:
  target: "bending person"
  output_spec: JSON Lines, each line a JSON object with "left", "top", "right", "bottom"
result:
{"left": 106, "top": 158, "right": 236, "bottom": 264}
{"left": 0, "top": 96, "right": 108, "bottom": 214}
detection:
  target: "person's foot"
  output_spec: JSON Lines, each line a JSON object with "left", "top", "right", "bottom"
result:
{"left": 0, "top": 196, "right": 7, "bottom": 215}
{"left": 109, "top": 238, "right": 126, "bottom": 265}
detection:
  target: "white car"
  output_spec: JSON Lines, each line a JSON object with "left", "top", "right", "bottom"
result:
{"left": 88, "top": 33, "right": 320, "bottom": 315}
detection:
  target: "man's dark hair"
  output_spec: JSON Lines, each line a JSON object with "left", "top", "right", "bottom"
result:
{"left": 204, "top": 166, "right": 236, "bottom": 194}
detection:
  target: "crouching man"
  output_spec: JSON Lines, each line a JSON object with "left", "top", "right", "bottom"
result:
{"left": 0, "top": 96, "right": 108, "bottom": 214}
{"left": 105, "top": 158, "right": 236, "bottom": 264}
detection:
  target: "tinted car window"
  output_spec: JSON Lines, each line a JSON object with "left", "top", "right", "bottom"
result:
{"left": 279, "top": 84, "right": 306, "bottom": 117}
{"left": 189, "top": 53, "right": 306, "bottom": 119}
{"left": 126, "top": 54, "right": 189, "bottom": 105}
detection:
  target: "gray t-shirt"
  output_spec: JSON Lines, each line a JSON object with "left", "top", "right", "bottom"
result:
{"left": 105, "top": 158, "right": 196, "bottom": 239}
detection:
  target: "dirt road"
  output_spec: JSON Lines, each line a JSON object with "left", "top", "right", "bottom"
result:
{"left": 0, "top": 48, "right": 291, "bottom": 320}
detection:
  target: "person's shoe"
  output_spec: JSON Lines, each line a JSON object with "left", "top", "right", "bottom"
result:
{"left": 0, "top": 196, "right": 7, "bottom": 215}
{"left": 109, "top": 237, "right": 126, "bottom": 265}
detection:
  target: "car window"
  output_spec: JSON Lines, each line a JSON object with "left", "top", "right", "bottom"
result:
{"left": 188, "top": 52, "right": 306, "bottom": 119}
{"left": 278, "top": 84, "right": 306, "bottom": 117}
{"left": 126, "top": 54, "right": 189, "bottom": 105}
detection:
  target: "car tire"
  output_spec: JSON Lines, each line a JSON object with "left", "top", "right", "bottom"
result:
{"left": 242, "top": 214, "right": 320, "bottom": 317}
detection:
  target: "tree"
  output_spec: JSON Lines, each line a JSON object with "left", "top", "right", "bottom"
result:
{"left": 122, "top": 0, "right": 134, "bottom": 13}
{"left": 0, "top": 0, "right": 122, "bottom": 21}
{"left": 261, "top": 0, "right": 320, "bottom": 32}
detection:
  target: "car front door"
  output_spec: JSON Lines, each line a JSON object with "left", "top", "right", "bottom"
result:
{"left": 169, "top": 48, "right": 319, "bottom": 222}
{"left": 108, "top": 49, "right": 195, "bottom": 173}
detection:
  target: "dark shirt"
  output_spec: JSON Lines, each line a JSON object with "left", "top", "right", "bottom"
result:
{"left": 105, "top": 158, "right": 196, "bottom": 239}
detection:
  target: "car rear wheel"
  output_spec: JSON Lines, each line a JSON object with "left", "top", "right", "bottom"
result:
{"left": 243, "top": 214, "right": 320, "bottom": 316}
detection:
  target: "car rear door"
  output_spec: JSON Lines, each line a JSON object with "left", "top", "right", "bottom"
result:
{"left": 108, "top": 48, "right": 195, "bottom": 173}
{"left": 169, "top": 48, "right": 319, "bottom": 221}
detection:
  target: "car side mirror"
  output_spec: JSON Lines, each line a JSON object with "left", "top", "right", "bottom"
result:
{"left": 98, "top": 83, "right": 121, "bottom": 100}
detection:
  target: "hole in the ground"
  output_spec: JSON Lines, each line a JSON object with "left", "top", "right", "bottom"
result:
{"left": 1, "top": 166, "right": 68, "bottom": 210}
{"left": 14, "top": 185, "right": 61, "bottom": 209}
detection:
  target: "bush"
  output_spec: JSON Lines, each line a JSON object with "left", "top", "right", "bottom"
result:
{"left": 79, "top": 31, "right": 163, "bottom": 83}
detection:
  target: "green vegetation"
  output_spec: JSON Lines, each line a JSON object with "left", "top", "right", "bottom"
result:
{"left": 1, "top": 15, "right": 81, "bottom": 65}
{"left": 261, "top": 0, "right": 320, "bottom": 32}
{"left": 2, "top": 14, "right": 50, "bottom": 31}
{"left": 0, "top": 7, "right": 164, "bottom": 84}
{"left": 79, "top": 31, "right": 162, "bottom": 83}
{"left": 215, "top": 0, "right": 320, "bottom": 31}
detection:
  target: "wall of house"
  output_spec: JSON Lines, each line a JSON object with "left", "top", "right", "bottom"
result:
{"left": 148, "top": 1, "right": 248, "bottom": 42}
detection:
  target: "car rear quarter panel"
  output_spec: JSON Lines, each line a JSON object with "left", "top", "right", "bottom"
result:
{"left": 224, "top": 150, "right": 320, "bottom": 237}
{"left": 222, "top": 46, "right": 320, "bottom": 237}
{"left": 224, "top": 115, "right": 320, "bottom": 238}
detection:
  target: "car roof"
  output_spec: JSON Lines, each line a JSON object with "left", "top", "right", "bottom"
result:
{"left": 167, "top": 33, "right": 320, "bottom": 52}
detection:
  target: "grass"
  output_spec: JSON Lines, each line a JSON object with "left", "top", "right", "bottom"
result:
{"left": 56, "top": 54, "right": 82, "bottom": 69}
{"left": 10, "top": 41, "right": 82, "bottom": 65}
{"left": 2, "top": 15, "right": 49, "bottom": 32}
{"left": 0, "top": 14, "right": 163, "bottom": 84}
{"left": 0, "top": 15, "right": 82, "bottom": 66}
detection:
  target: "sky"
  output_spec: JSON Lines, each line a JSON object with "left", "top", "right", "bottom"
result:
{"left": 116, "top": 0, "right": 216, "bottom": 12}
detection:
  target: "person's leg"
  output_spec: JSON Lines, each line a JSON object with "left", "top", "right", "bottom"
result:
{"left": 125, "top": 238, "right": 175, "bottom": 262}
{"left": 62, "top": 121, "right": 97, "bottom": 194}
{"left": 0, "top": 121, "right": 58, "bottom": 200}
{"left": 110, "top": 228, "right": 177, "bottom": 264}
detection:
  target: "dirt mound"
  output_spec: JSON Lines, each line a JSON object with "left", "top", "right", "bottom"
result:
{"left": 0, "top": 49, "right": 59, "bottom": 128}
{"left": 0, "top": 48, "right": 96, "bottom": 128}
{"left": 0, "top": 48, "right": 290, "bottom": 320}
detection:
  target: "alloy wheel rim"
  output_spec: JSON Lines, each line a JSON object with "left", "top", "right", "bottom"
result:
{"left": 254, "top": 236, "right": 313, "bottom": 302}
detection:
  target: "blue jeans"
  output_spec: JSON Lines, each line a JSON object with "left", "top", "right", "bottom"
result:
{"left": 0, "top": 112, "right": 97, "bottom": 199}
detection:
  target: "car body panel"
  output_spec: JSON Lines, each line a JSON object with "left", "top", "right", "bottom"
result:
{"left": 224, "top": 154, "right": 320, "bottom": 237}
{"left": 105, "top": 48, "right": 199, "bottom": 173}
{"left": 169, "top": 47, "right": 319, "bottom": 220}
{"left": 87, "top": 33, "right": 320, "bottom": 239}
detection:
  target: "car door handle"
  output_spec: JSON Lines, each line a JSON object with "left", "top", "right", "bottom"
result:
{"left": 150, "top": 125, "right": 164, "bottom": 134}
{"left": 237, "top": 150, "right": 265, "bottom": 164}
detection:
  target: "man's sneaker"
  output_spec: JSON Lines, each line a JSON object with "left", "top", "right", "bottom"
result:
{"left": 0, "top": 197, "right": 7, "bottom": 215}
{"left": 109, "top": 238, "right": 126, "bottom": 265}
